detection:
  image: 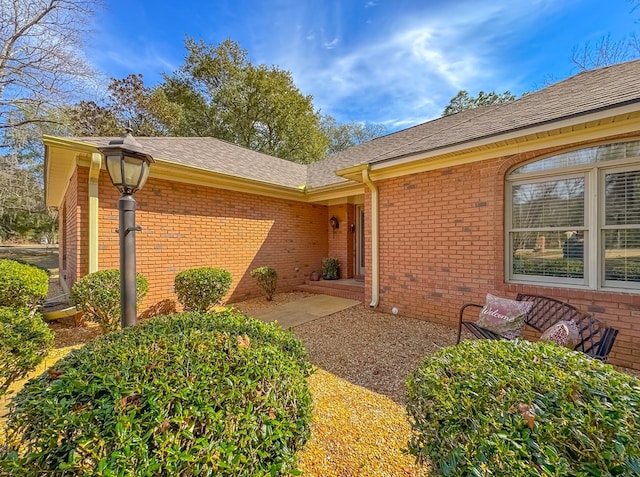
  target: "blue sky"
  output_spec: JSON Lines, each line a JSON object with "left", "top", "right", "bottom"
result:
{"left": 86, "top": 0, "right": 639, "bottom": 131}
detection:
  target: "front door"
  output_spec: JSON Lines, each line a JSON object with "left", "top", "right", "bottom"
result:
{"left": 356, "top": 205, "right": 365, "bottom": 278}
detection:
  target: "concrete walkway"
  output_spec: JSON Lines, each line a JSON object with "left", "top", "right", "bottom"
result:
{"left": 249, "top": 294, "right": 361, "bottom": 329}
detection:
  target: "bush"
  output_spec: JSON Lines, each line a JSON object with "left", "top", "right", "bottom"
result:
{"left": 0, "top": 310, "right": 313, "bottom": 476}
{"left": 322, "top": 257, "right": 340, "bottom": 280}
{"left": 70, "top": 269, "right": 149, "bottom": 333}
{"left": 513, "top": 256, "right": 584, "bottom": 278}
{"left": 0, "top": 307, "right": 53, "bottom": 396}
{"left": 606, "top": 262, "right": 640, "bottom": 281}
{"left": 174, "top": 267, "right": 232, "bottom": 311}
{"left": 251, "top": 266, "right": 278, "bottom": 301}
{"left": 406, "top": 340, "right": 640, "bottom": 476}
{"left": 0, "top": 259, "right": 48, "bottom": 310}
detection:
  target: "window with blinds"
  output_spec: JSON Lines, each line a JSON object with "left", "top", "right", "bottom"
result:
{"left": 507, "top": 140, "right": 640, "bottom": 291}
{"left": 603, "top": 168, "right": 640, "bottom": 287}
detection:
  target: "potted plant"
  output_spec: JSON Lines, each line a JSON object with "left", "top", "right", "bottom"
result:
{"left": 322, "top": 257, "right": 340, "bottom": 280}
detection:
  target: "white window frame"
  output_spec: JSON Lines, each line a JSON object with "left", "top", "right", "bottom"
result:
{"left": 506, "top": 141, "right": 640, "bottom": 293}
{"left": 599, "top": 164, "right": 640, "bottom": 292}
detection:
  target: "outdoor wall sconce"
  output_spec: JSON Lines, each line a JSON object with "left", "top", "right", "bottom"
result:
{"left": 329, "top": 216, "right": 339, "bottom": 238}
{"left": 99, "top": 129, "right": 154, "bottom": 328}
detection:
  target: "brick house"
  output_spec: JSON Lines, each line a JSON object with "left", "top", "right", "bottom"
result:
{"left": 45, "top": 60, "right": 640, "bottom": 369}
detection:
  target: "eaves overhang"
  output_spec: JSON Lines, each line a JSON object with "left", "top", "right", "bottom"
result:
{"left": 44, "top": 136, "right": 98, "bottom": 207}
{"left": 43, "top": 136, "right": 364, "bottom": 207}
{"left": 334, "top": 163, "right": 369, "bottom": 183}
{"left": 345, "top": 105, "right": 640, "bottom": 183}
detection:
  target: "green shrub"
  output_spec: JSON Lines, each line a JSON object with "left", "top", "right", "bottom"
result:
{"left": 606, "top": 262, "right": 640, "bottom": 282}
{"left": 322, "top": 257, "right": 340, "bottom": 280}
{"left": 406, "top": 340, "right": 640, "bottom": 476}
{"left": 1, "top": 310, "right": 313, "bottom": 476}
{"left": 174, "top": 267, "right": 232, "bottom": 311}
{"left": 0, "top": 259, "right": 48, "bottom": 310}
{"left": 251, "top": 266, "right": 278, "bottom": 301}
{"left": 513, "top": 256, "right": 584, "bottom": 278}
{"left": 0, "top": 306, "right": 53, "bottom": 396}
{"left": 70, "top": 269, "right": 149, "bottom": 333}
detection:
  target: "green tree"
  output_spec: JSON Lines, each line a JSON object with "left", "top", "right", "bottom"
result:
{"left": 161, "top": 38, "right": 329, "bottom": 163}
{"left": 320, "top": 115, "right": 387, "bottom": 155}
{"left": 66, "top": 74, "right": 181, "bottom": 137}
{"left": 442, "top": 90, "right": 517, "bottom": 116}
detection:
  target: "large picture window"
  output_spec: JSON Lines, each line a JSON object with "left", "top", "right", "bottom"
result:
{"left": 507, "top": 140, "right": 640, "bottom": 291}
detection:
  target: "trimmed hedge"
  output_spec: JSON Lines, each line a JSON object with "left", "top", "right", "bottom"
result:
{"left": 174, "top": 267, "right": 232, "bottom": 312}
{"left": 1, "top": 309, "right": 312, "bottom": 476}
{"left": 70, "top": 269, "right": 149, "bottom": 333}
{"left": 513, "top": 257, "right": 584, "bottom": 278}
{"left": 251, "top": 266, "right": 278, "bottom": 301}
{"left": 0, "top": 307, "right": 54, "bottom": 396}
{"left": 406, "top": 340, "right": 640, "bottom": 476}
{"left": 0, "top": 259, "right": 48, "bottom": 310}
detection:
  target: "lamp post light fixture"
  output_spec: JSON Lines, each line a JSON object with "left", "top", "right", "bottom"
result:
{"left": 99, "top": 129, "right": 154, "bottom": 328}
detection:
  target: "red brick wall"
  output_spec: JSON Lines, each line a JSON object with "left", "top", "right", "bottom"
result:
{"left": 94, "top": 171, "right": 329, "bottom": 314}
{"left": 370, "top": 139, "right": 640, "bottom": 370}
{"left": 327, "top": 204, "right": 355, "bottom": 278}
{"left": 59, "top": 167, "right": 89, "bottom": 289}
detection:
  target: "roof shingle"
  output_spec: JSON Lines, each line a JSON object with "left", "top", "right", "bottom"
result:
{"left": 73, "top": 136, "right": 308, "bottom": 189}
{"left": 307, "top": 59, "right": 640, "bottom": 186}
{"left": 74, "top": 60, "right": 640, "bottom": 190}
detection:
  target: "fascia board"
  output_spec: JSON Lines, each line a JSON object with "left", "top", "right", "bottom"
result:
{"left": 368, "top": 111, "right": 640, "bottom": 182}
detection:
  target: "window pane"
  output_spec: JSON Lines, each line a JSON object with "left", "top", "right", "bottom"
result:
{"left": 605, "top": 170, "right": 640, "bottom": 225}
{"left": 512, "top": 178, "right": 584, "bottom": 229}
{"left": 604, "top": 230, "right": 640, "bottom": 283}
{"left": 511, "top": 140, "right": 640, "bottom": 175}
{"left": 512, "top": 231, "right": 584, "bottom": 279}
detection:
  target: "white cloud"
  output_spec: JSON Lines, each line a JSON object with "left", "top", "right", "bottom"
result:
{"left": 324, "top": 38, "right": 339, "bottom": 49}
{"left": 275, "top": 0, "right": 567, "bottom": 128}
{"left": 84, "top": 0, "right": 590, "bottom": 131}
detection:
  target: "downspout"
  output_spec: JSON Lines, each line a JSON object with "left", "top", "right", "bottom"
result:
{"left": 362, "top": 167, "right": 379, "bottom": 308}
{"left": 88, "top": 152, "right": 101, "bottom": 273}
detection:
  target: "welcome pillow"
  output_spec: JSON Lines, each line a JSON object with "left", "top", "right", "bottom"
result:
{"left": 476, "top": 293, "right": 534, "bottom": 339}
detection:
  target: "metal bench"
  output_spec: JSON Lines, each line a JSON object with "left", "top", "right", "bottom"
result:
{"left": 456, "top": 293, "right": 619, "bottom": 362}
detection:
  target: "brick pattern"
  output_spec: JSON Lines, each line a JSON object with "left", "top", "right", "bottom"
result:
{"left": 59, "top": 168, "right": 88, "bottom": 288}
{"left": 92, "top": 171, "right": 329, "bottom": 315}
{"left": 371, "top": 135, "right": 640, "bottom": 370}
{"left": 327, "top": 204, "right": 355, "bottom": 278}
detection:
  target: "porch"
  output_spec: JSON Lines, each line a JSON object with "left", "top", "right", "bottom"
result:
{"left": 295, "top": 278, "right": 364, "bottom": 302}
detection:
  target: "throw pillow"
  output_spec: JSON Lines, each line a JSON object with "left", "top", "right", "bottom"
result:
{"left": 539, "top": 320, "right": 580, "bottom": 349}
{"left": 476, "top": 293, "right": 534, "bottom": 339}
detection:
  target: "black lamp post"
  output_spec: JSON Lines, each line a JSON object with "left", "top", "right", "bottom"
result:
{"left": 99, "top": 129, "right": 154, "bottom": 328}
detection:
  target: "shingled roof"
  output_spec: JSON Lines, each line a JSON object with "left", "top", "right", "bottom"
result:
{"left": 306, "top": 59, "right": 640, "bottom": 187}
{"left": 72, "top": 136, "right": 308, "bottom": 189}
{"left": 73, "top": 60, "right": 640, "bottom": 191}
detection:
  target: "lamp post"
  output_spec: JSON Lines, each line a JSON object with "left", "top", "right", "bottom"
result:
{"left": 99, "top": 129, "right": 154, "bottom": 328}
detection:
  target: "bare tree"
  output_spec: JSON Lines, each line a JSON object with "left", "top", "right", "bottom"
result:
{"left": 571, "top": 1, "right": 640, "bottom": 71}
{"left": 571, "top": 34, "right": 640, "bottom": 71}
{"left": 0, "top": 0, "right": 98, "bottom": 143}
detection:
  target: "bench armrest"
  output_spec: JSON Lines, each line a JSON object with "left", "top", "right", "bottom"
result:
{"left": 579, "top": 326, "right": 619, "bottom": 362}
{"left": 457, "top": 303, "right": 484, "bottom": 344}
